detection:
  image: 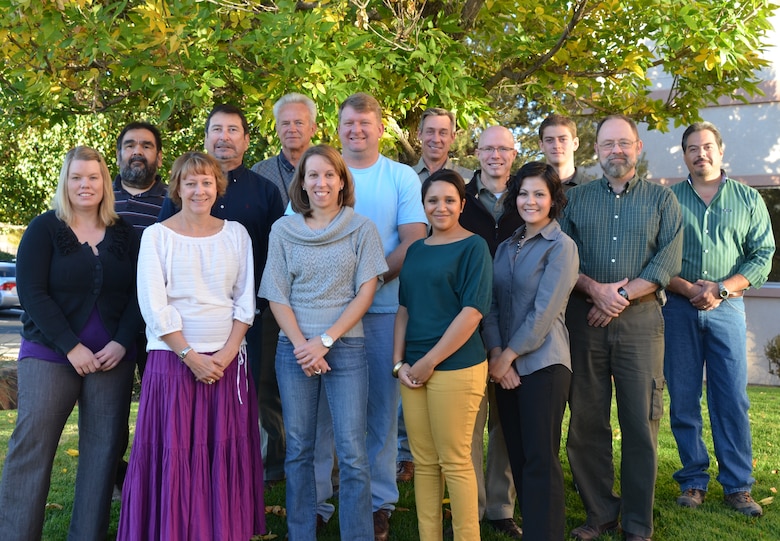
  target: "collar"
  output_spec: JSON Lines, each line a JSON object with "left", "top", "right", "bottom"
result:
{"left": 685, "top": 169, "right": 727, "bottom": 187}
{"left": 227, "top": 163, "right": 248, "bottom": 180}
{"left": 601, "top": 174, "right": 640, "bottom": 194}
{"left": 113, "top": 174, "right": 165, "bottom": 195}
{"left": 278, "top": 151, "right": 295, "bottom": 172}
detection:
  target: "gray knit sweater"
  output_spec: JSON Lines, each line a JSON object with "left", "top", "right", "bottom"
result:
{"left": 259, "top": 206, "right": 388, "bottom": 339}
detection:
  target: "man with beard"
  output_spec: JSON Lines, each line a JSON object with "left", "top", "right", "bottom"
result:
{"left": 158, "top": 106, "right": 285, "bottom": 476}
{"left": 664, "top": 122, "right": 773, "bottom": 517}
{"left": 113, "top": 122, "right": 167, "bottom": 236}
{"left": 560, "top": 114, "right": 682, "bottom": 541}
{"left": 112, "top": 121, "right": 167, "bottom": 497}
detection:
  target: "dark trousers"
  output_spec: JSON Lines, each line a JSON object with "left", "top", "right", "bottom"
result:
{"left": 254, "top": 307, "right": 286, "bottom": 481}
{"left": 565, "top": 294, "right": 664, "bottom": 539}
{"left": 496, "top": 364, "right": 570, "bottom": 541}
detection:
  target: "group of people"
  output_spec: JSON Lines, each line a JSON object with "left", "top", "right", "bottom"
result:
{"left": 0, "top": 88, "right": 773, "bottom": 541}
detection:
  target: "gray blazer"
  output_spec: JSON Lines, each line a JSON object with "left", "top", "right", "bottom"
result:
{"left": 482, "top": 219, "right": 579, "bottom": 376}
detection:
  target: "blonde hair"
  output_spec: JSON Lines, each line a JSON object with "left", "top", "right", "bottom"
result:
{"left": 53, "top": 146, "right": 118, "bottom": 227}
{"left": 168, "top": 152, "right": 228, "bottom": 208}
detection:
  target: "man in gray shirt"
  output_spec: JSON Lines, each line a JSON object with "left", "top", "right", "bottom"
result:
{"left": 251, "top": 93, "right": 317, "bottom": 206}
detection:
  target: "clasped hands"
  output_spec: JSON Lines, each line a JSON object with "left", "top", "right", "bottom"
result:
{"left": 687, "top": 280, "right": 722, "bottom": 311}
{"left": 67, "top": 341, "right": 126, "bottom": 376}
{"left": 294, "top": 337, "right": 332, "bottom": 377}
{"left": 397, "top": 358, "right": 434, "bottom": 389}
{"left": 488, "top": 348, "right": 521, "bottom": 390}
{"left": 586, "top": 278, "right": 631, "bottom": 327}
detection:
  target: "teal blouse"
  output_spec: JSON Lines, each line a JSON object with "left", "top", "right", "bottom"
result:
{"left": 398, "top": 234, "right": 492, "bottom": 370}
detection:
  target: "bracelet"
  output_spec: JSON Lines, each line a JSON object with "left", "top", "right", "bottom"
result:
{"left": 392, "top": 361, "right": 404, "bottom": 378}
{"left": 178, "top": 346, "right": 193, "bottom": 361}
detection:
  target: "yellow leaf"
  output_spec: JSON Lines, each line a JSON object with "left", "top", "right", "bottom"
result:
{"left": 65, "top": 448, "right": 79, "bottom": 457}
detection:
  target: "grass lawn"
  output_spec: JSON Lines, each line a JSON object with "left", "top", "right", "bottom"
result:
{"left": 0, "top": 386, "right": 778, "bottom": 540}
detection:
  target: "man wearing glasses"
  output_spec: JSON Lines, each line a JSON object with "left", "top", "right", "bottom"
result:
{"left": 459, "top": 125, "right": 523, "bottom": 539}
{"left": 560, "top": 115, "right": 682, "bottom": 541}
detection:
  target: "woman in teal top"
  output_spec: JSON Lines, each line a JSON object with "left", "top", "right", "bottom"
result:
{"left": 393, "top": 168, "right": 492, "bottom": 541}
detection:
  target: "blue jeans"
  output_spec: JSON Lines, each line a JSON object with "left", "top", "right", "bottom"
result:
{"left": 663, "top": 293, "right": 754, "bottom": 494}
{"left": 0, "top": 357, "right": 135, "bottom": 541}
{"left": 276, "top": 336, "right": 373, "bottom": 541}
{"left": 364, "top": 313, "right": 400, "bottom": 512}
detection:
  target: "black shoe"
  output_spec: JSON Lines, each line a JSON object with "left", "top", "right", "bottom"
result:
{"left": 489, "top": 518, "right": 523, "bottom": 539}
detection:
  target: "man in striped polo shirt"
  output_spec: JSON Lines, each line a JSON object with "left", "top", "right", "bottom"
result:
{"left": 113, "top": 122, "right": 167, "bottom": 238}
{"left": 664, "top": 122, "right": 775, "bottom": 517}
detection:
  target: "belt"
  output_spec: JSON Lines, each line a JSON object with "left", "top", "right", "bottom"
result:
{"left": 626, "top": 292, "right": 657, "bottom": 305}
{"left": 573, "top": 291, "right": 658, "bottom": 306}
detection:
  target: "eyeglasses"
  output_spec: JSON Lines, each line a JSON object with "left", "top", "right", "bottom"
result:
{"left": 597, "top": 140, "right": 636, "bottom": 151}
{"left": 477, "top": 146, "right": 515, "bottom": 154}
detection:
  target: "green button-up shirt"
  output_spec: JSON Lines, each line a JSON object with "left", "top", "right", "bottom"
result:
{"left": 671, "top": 174, "right": 775, "bottom": 288}
{"left": 560, "top": 175, "right": 682, "bottom": 287}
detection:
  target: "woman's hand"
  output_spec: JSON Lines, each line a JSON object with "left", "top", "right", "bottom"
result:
{"left": 294, "top": 338, "right": 332, "bottom": 377}
{"left": 184, "top": 351, "right": 225, "bottom": 385}
{"left": 488, "top": 347, "right": 522, "bottom": 390}
{"left": 67, "top": 343, "right": 102, "bottom": 376}
{"left": 398, "top": 362, "right": 423, "bottom": 389}
{"left": 406, "top": 358, "right": 435, "bottom": 387}
{"left": 94, "top": 340, "right": 127, "bottom": 371}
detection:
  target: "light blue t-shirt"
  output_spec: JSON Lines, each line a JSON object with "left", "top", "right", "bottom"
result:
{"left": 350, "top": 155, "right": 427, "bottom": 313}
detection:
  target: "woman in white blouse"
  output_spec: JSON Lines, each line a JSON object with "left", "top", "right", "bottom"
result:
{"left": 118, "top": 152, "right": 265, "bottom": 541}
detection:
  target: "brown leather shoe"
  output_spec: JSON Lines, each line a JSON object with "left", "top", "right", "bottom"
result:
{"left": 724, "top": 491, "right": 763, "bottom": 517}
{"left": 488, "top": 518, "right": 522, "bottom": 538}
{"left": 373, "top": 509, "right": 390, "bottom": 541}
{"left": 570, "top": 519, "right": 619, "bottom": 540}
{"left": 677, "top": 488, "right": 706, "bottom": 508}
{"left": 396, "top": 460, "right": 414, "bottom": 482}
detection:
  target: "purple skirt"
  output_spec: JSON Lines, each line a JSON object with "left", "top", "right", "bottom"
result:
{"left": 117, "top": 348, "right": 265, "bottom": 541}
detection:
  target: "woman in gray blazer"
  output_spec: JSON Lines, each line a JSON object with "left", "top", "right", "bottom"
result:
{"left": 482, "top": 161, "right": 579, "bottom": 541}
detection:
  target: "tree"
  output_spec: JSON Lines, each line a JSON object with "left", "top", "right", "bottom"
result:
{"left": 0, "top": 0, "right": 777, "bottom": 224}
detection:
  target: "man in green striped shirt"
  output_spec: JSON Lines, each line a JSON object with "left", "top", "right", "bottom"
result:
{"left": 561, "top": 114, "right": 682, "bottom": 541}
{"left": 664, "top": 122, "right": 775, "bottom": 518}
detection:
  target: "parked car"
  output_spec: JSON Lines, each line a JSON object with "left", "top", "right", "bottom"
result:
{"left": 0, "top": 262, "right": 20, "bottom": 310}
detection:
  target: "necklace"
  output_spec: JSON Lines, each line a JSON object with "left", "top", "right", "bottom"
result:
{"left": 515, "top": 227, "right": 527, "bottom": 254}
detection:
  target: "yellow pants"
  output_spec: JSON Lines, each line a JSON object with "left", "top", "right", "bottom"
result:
{"left": 400, "top": 361, "right": 487, "bottom": 541}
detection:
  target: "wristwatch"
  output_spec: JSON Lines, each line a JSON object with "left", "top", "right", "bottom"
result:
{"left": 392, "top": 361, "right": 404, "bottom": 378}
{"left": 718, "top": 282, "right": 730, "bottom": 300}
{"left": 617, "top": 287, "right": 629, "bottom": 300}
{"left": 178, "top": 346, "right": 193, "bottom": 360}
{"left": 320, "top": 333, "right": 334, "bottom": 348}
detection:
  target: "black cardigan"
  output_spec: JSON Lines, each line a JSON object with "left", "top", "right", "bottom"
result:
{"left": 17, "top": 210, "right": 142, "bottom": 356}
{"left": 460, "top": 170, "right": 525, "bottom": 257}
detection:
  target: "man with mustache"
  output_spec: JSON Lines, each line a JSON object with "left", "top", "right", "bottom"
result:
{"left": 560, "top": 114, "right": 682, "bottom": 541}
{"left": 112, "top": 121, "right": 168, "bottom": 499}
{"left": 663, "top": 122, "right": 774, "bottom": 517}
{"left": 113, "top": 121, "right": 167, "bottom": 238}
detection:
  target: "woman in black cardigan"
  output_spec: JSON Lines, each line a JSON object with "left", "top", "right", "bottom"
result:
{"left": 0, "top": 146, "right": 142, "bottom": 541}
